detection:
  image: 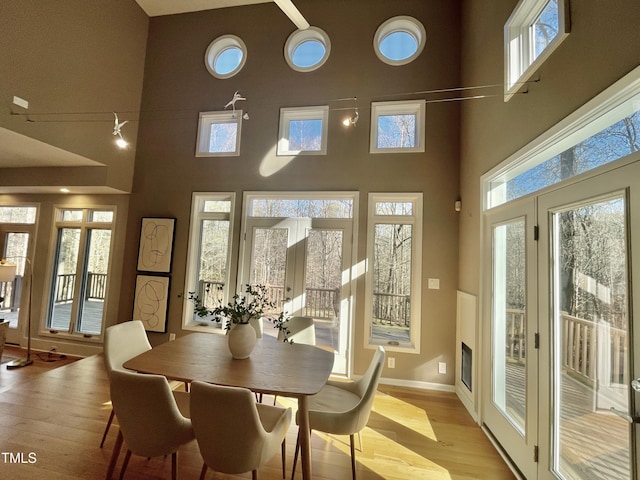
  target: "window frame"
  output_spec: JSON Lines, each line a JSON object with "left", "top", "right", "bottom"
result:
{"left": 277, "top": 106, "right": 329, "bottom": 156}
{"left": 195, "top": 111, "right": 243, "bottom": 157}
{"left": 504, "top": 0, "right": 570, "bottom": 101}
{"left": 44, "top": 206, "right": 116, "bottom": 341}
{"left": 204, "top": 34, "right": 247, "bottom": 79}
{"left": 284, "top": 27, "right": 331, "bottom": 72}
{"left": 370, "top": 100, "right": 426, "bottom": 154}
{"left": 182, "top": 192, "right": 236, "bottom": 333}
{"left": 365, "top": 193, "right": 423, "bottom": 353}
{"left": 373, "top": 15, "right": 426, "bottom": 66}
{"left": 485, "top": 64, "right": 640, "bottom": 209}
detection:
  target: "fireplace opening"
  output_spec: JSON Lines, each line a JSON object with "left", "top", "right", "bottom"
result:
{"left": 461, "top": 342, "right": 472, "bottom": 391}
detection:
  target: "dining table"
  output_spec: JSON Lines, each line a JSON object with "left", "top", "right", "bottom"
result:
{"left": 123, "top": 332, "right": 334, "bottom": 480}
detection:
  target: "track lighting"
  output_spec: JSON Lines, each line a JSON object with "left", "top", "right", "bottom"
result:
{"left": 113, "top": 112, "right": 128, "bottom": 148}
{"left": 342, "top": 108, "right": 359, "bottom": 127}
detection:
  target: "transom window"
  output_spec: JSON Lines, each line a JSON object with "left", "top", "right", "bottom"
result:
{"left": 486, "top": 66, "right": 640, "bottom": 209}
{"left": 0, "top": 206, "right": 37, "bottom": 223}
{"left": 374, "top": 16, "right": 426, "bottom": 66}
{"left": 284, "top": 27, "right": 331, "bottom": 72}
{"left": 204, "top": 35, "right": 247, "bottom": 79}
{"left": 183, "top": 193, "right": 235, "bottom": 331}
{"left": 248, "top": 197, "right": 353, "bottom": 218}
{"left": 370, "top": 100, "right": 426, "bottom": 153}
{"left": 504, "top": 0, "right": 569, "bottom": 100}
{"left": 277, "top": 106, "right": 329, "bottom": 156}
{"left": 365, "top": 193, "right": 423, "bottom": 353}
{"left": 196, "top": 111, "right": 243, "bottom": 157}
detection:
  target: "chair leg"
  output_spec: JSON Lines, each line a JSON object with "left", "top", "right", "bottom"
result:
{"left": 291, "top": 432, "right": 300, "bottom": 480}
{"left": 281, "top": 438, "right": 286, "bottom": 479}
{"left": 100, "top": 408, "right": 115, "bottom": 448}
{"left": 199, "top": 463, "right": 208, "bottom": 480}
{"left": 171, "top": 451, "right": 178, "bottom": 480}
{"left": 119, "top": 450, "right": 132, "bottom": 480}
{"left": 350, "top": 434, "right": 356, "bottom": 480}
{"left": 105, "top": 430, "right": 123, "bottom": 480}
{"left": 252, "top": 470, "right": 258, "bottom": 480}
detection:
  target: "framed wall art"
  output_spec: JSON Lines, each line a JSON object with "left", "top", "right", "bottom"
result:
{"left": 133, "top": 274, "right": 170, "bottom": 333}
{"left": 137, "top": 217, "right": 176, "bottom": 273}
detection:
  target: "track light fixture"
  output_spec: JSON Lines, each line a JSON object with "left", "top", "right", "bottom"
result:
{"left": 342, "top": 108, "right": 359, "bottom": 127}
{"left": 112, "top": 112, "right": 128, "bottom": 148}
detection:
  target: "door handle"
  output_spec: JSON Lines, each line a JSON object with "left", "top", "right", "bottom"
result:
{"left": 610, "top": 407, "right": 640, "bottom": 424}
{"left": 631, "top": 378, "right": 640, "bottom": 392}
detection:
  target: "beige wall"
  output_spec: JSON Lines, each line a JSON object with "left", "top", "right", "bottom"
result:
{"left": 118, "top": 0, "right": 462, "bottom": 383}
{"left": 458, "top": 0, "right": 640, "bottom": 295}
{"left": 0, "top": 0, "right": 148, "bottom": 192}
{"left": 0, "top": 193, "right": 130, "bottom": 356}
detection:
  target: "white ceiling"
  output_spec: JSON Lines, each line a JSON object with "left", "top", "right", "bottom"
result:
{"left": 134, "top": 0, "right": 272, "bottom": 17}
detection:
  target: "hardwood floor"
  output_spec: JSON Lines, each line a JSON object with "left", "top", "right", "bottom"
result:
{"left": 0, "top": 345, "right": 515, "bottom": 479}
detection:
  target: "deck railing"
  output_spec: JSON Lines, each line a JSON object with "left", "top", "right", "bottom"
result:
{"left": 372, "top": 292, "right": 410, "bottom": 327}
{"left": 53, "top": 273, "right": 108, "bottom": 303}
{"left": 506, "top": 309, "right": 627, "bottom": 386}
{"left": 197, "top": 281, "right": 339, "bottom": 320}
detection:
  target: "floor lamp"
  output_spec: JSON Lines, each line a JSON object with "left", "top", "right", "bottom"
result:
{"left": 6, "top": 258, "right": 33, "bottom": 369}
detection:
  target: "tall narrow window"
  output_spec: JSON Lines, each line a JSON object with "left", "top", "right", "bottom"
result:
{"left": 365, "top": 193, "right": 422, "bottom": 352}
{"left": 183, "top": 193, "right": 235, "bottom": 331}
{"left": 47, "top": 208, "right": 114, "bottom": 337}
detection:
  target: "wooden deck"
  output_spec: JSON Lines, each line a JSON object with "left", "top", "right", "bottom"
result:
{"left": 0, "top": 345, "right": 515, "bottom": 480}
{"left": 505, "top": 363, "right": 630, "bottom": 480}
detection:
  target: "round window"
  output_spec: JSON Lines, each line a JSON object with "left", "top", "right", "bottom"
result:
{"left": 284, "top": 27, "right": 331, "bottom": 72}
{"left": 374, "top": 16, "right": 426, "bottom": 66}
{"left": 205, "top": 35, "right": 247, "bottom": 79}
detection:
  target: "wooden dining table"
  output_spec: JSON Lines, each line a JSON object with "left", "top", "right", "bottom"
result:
{"left": 123, "top": 332, "right": 334, "bottom": 480}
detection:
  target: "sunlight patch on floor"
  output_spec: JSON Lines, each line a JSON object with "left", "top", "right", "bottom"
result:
{"left": 373, "top": 390, "right": 437, "bottom": 441}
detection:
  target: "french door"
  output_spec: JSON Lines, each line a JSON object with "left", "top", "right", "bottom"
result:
{"left": 538, "top": 164, "right": 639, "bottom": 480}
{"left": 483, "top": 197, "right": 539, "bottom": 480}
{"left": 240, "top": 217, "right": 352, "bottom": 375}
{"left": 0, "top": 227, "right": 33, "bottom": 345}
{"left": 484, "top": 161, "right": 640, "bottom": 480}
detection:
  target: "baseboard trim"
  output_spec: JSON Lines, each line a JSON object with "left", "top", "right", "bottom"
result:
{"left": 379, "top": 376, "right": 456, "bottom": 392}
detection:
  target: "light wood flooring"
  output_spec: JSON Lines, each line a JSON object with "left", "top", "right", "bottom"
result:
{"left": 0, "top": 345, "right": 515, "bottom": 479}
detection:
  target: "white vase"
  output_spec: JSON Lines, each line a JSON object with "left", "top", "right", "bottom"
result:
{"left": 227, "top": 323, "right": 257, "bottom": 359}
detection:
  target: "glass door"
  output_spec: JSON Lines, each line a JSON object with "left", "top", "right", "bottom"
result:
{"left": 0, "top": 229, "right": 33, "bottom": 345}
{"left": 538, "top": 162, "right": 640, "bottom": 480}
{"left": 242, "top": 217, "right": 352, "bottom": 375}
{"left": 483, "top": 197, "right": 538, "bottom": 480}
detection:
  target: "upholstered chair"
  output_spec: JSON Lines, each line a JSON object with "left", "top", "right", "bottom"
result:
{"left": 101, "top": 320, "right": 189, "bottom": 448}
{"left": 292, "top": 346, "right": 385, "bottom": 480}
{"left": 105, "top": 369, "right": 194, "bottom": 480}
{"left": 190, "top": 381, "right": 292, "bottom": 480}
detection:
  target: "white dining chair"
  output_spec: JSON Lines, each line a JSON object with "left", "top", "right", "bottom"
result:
{"left": 270, "top": 316, "right": 317, "bottom": 405}
{"left": 277, "top": 316, "right": 316, "bottom": 345}
{"left": 101, "top": 320, "right": 189, "bottom": 448}
{"left": 105, "top": 369, "right": 195, "bottom": 480}
{"left": 190, "top": 381, "right": 291, "bottom": 480}
{"left": 291, "top": 346, "right": 385, "bottom": 480}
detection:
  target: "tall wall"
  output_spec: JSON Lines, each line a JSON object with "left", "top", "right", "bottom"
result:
{"left": 458, "top": 1, "right": 640, "bottom": 298}
{"left": 0, "top": 0, "right": 148, "bottom": 192}
{"left": 119, "top": 0, "right": 462, "bottom": 382}
{"left": 0, "top": 0, "right": 147, "bottom": 354}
